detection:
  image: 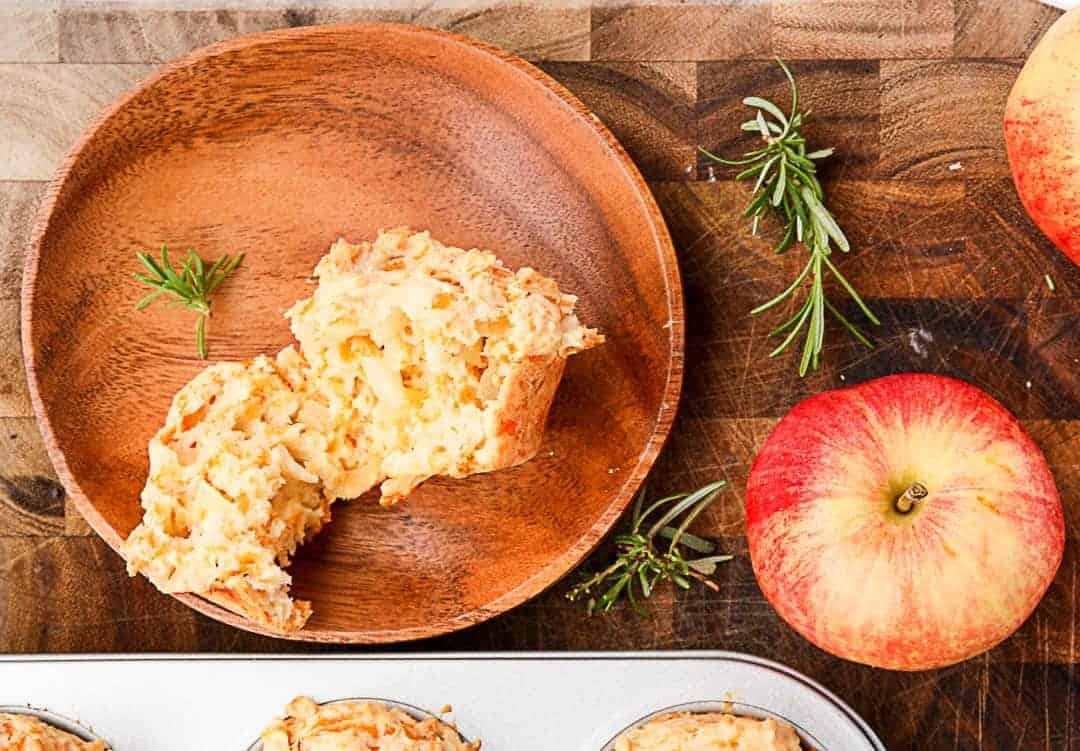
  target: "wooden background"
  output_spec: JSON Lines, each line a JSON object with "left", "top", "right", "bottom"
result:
{"left": 1, "top": 0, "right": 1077, "bottom": 748}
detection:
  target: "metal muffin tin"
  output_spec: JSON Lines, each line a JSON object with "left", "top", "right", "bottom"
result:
{"left": 0, "top": 652, "right": 885, "bottom": 750}
{"left": 0, "top": 704, "right": 110, "bottom": 746}
{"left": 245, "top": 697, "right": 475, "bottom": 750}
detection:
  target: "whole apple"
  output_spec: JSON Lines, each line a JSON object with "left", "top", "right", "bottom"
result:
{"left": 746, "top": 374, "right": 1064, "bottom": 671}
{"left": 1004, "top": 8, "right": 1080, "bottom": 265}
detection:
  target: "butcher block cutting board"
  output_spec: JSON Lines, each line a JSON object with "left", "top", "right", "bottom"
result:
{"left": 0, "top": 1, "right": 1077, "bottom": 750}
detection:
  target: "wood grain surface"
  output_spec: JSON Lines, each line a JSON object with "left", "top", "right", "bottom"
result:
{"left": 1, "top": 0, "right": 1078, "bottom": 748}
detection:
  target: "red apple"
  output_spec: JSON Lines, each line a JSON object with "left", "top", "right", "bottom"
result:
{"left": 1004, "top": 8, "right": 1080, "bottom": 265}
{"left": 746, "top": 374, "right": 1064, "bottom": 671}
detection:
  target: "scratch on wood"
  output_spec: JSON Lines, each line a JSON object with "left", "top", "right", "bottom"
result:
{"left": 953, "top": 689, "right": 960, "bottom": 751}
{"left": 0, "top": 538, "right": 58, "bottom": 574}
{"left": 1068, "top": 558, "right": 1077, "bottom": 748}
{"left": 977, "top": 651, "right": 987, "bottom": 748}
{"left": 1018, "top": 641, "right": 1026, "bottom": 701}
{"left": 1042, "top": 614, "right": 1051, "bottom": 751}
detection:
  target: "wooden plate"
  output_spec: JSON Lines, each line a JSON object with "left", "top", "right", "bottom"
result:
{"left": 21, "top": 24, "right": 682, "bottom": 643}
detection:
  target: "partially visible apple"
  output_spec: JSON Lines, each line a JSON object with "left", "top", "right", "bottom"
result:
{"left": 746, "top": 374, "right": 1064, "bottom": 671}
{"left": 1004, "top": 8, "right": 1080, "bottom": 265}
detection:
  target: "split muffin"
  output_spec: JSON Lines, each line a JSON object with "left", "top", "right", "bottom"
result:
{"left": 259, "top": 696, "right": 478, "bottom": 751}
{"left": 123, "top": 229, "right": 602, "bottom": 633}
{"left": 614, "top": 711, "right": 802, "bottom": 751}
{"left": 0, "top": 712, "right": 108, "bottom": 751}
{"left": 286, "top": 228, "right": 603, "bottom": 504}
{"left": 122, "top": 351, "right": 329, "bottom": 632}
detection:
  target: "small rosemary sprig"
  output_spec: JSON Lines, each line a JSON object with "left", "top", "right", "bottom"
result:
{"left": 134, "top": 246, "right": 244, "bottom": 359}
{"left": 567, "top": 480, "right": 731, "bottom": 615}
{"left": 699, "top": 58, "right": 879, "bottom": 377}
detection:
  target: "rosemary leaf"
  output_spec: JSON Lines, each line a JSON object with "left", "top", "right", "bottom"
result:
{"left": 687, "top": 555, "right": 734, "bottom": 576}
{"left": 744, "top": 95, "right": 789, "bottom": 126}
{"left": 698, "top": 57, "right": 878, "bottom": 376}
{"left": 567, "top": 481, "right": 731, "bottom": 615}
{"left": 658, "top": 527, "right": 716, "bottom": 554}
{"left": 133, "top": 245, "right": 244, "bottom": 359}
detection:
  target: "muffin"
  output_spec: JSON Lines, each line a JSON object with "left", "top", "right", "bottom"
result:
{"left": 259, "top": 696, "right": 478, "bottom": 750}
{"left": 123, "top": 229, "right": 601, "bottom": 633}
{"left": 0, "top": 712, "right": 108, "bottom": 750}
{"left": 122, "top": 351, "right": 329, "bottom": 632}
{"left": 614, "top": 711, "right": 801, "bottom": 751}
{"left": 285, "top": 228, "right": 604, "bottom": 504}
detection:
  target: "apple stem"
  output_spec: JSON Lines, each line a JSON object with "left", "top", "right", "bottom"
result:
{"left": 894, "top": 482, "right": 929, "bottom": 514}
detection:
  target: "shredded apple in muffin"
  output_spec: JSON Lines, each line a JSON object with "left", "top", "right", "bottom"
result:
{"left": 615, "top": 711, "right": 801, "bottom": 751}
{"left": 259, "top": 697, "right": 478, "bottom": 751}
{"left": 123, "top": 229, "right": 602, "bottom": 633}
{"left": 0, "top": 713, "right": 108, "bottom": 751}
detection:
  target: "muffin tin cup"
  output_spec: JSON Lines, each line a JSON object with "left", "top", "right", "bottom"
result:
{"left": 245, "top": 697, "right": 475, "bottom": 750}
{"left": 600, "top": 699, "right": 824, "bottom": 751}
{"left": 0, "top": 704, "right": 110, "bottom": 746}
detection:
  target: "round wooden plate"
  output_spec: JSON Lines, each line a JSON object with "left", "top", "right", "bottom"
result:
{"left": 22, "top": 24, "right": 683, "bottom": 643}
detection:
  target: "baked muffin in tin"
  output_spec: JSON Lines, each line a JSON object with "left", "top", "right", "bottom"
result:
{"left": 254, "top": 696, "right": 478, "bottom": 750}
{"left": 606, "top": 701, "right": 818, "bottom": 751}
{"left": 0, "top": 707, "right": 109, "bottom": 750}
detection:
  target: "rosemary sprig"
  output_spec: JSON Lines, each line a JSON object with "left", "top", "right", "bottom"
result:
{"left": 567, "top": 480, "right": 731, "bottom": 615}
{"left": 134, "top": 246, "right": 244, "bottom": 359}
{"left": 699, "top": 58, "right": 879, "bottom": 377}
